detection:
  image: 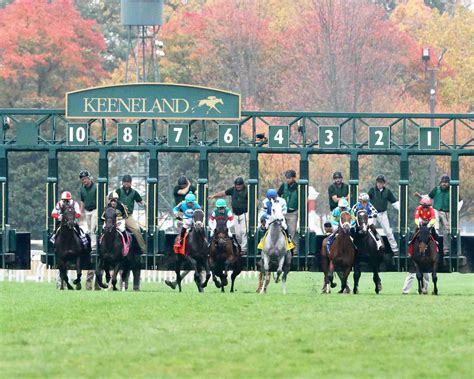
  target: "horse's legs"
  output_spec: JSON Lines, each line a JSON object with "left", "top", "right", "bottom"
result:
{"left": 95, "top": 258, "right": 106, "bottom": 289}
{"left": 275, "top": 255, "right": 285, "bottom": 283}
{"left": 132, "top": 267, "right": 141, "bottom": 291}
{"left": 353, "top": 260, "right": 361, "bottom": 295}
{"left": 61, "top": 263, "right": 74, "bottom": 290}
{"left": 230, "top": 261, "right": 242, "bottom": 293}
{"left": 282, "top": 253, "right": 291, "bottom": 295}
{"left": 189, "top": 257, "right": 203, "bottom": 293}
{"left": 321, "top": 253, "right": 330, "bottom": 293}
{"left": 73, "top": 256, "right": 82, "bottom": 290}
{"left": 432, "top": 261, "right": 438, "bottom": 296}
{"left": 201, "top": 259, "right": 211, "bottom": 289}
{"left": 327, "top": 261, "right": 335, "bottom": 293}
{"left": 339, "top": 268, "right": 351, "bottom": 294}
{"left": 259, "top": 254, "right": 270, "bottom": 294}
{"left": 415, "top": 269, "right": 424, "bottom": 295}
{"left": 111, "top": 264, "right": 120, "bottom": 291}
{"left": 373, "top": 270, "right": 382, "bottom": 294}
{"left": 175, "top": 258, "right": 183, "bottom": 292}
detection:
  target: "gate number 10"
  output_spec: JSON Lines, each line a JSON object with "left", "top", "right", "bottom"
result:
{"left": 67, "top": 123, "right": 89, "bottom": 146}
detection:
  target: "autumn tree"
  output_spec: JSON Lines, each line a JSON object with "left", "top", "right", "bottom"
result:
{"left": 0, "top": 0, "right": 107, "bottom": 107}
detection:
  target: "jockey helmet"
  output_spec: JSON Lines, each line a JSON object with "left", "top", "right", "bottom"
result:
{"left": 420, "top": 196, "right": 432, "bottom": 207}
{"left": 333, "top": 171, "right": 343, "bottom": 179}
{"left": 359, "top": 192, "right": 370, "bottom": 202}
{"left": 108, "top": 191, "right": 119, "bottom": 200}
{"left": 338, "top": 198, "right": 349, "bottom": 208}
{"left": 178, "top": 176, "right": 187, "bottom": 186}
{"left": 216, "top": 199, "right": 226, "bottom": 208}
{"left": 79, "top": 170, "right": 90, "bottom": 179}
{"left": 122, "top": 174, "right": 132, "bottom": 183}
{"left": 440, "top": 175, "right": 450, "bottom": 184}
{"left": 266, "top": 189, "right": 278, "bottom": 199}
{"left": 185, "top": 193, "right": 196, "bottom": 202}
{"left": 61, "top": 191, "right": 72, "bottom": 201}
{"left": 234, "top": 176, "right": 244, "bottom": 185}
{"left": 285, "top": 169, "right": 296, "bottom": 178}
{"left": 376, "top": 174, "right": 385, "bottom": 183}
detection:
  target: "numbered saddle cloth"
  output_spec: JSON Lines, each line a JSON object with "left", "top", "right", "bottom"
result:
{"left": 257, "top": 230, "right": 295, "bottom": 251}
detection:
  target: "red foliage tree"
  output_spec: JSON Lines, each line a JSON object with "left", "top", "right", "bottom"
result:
{"left": 0, "top": 0, "right": 107, "bottom": 106}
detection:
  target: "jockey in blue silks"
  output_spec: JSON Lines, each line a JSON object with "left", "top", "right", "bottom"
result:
{"left": 173, "top": 192, "right": 201, "bottom": 244}
{"left": 351, "top": 192, "right": 383, "bottom": 250}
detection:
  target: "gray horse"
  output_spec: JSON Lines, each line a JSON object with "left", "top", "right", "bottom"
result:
{"left": 260, "top": 199, "right": 291, "bottom": 294}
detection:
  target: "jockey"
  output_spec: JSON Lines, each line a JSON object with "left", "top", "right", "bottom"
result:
{"left": 352, "top": 192, "right": 383, "bottom": 250}
{"left": 102, "top": 191, "right": 129, "bottom": 233}
{"left": 330, "top": 198, "right": 354, "bottom": 232}
{"left": 209, "top": 199, "right": 234, "bottom": 238}
{"left": 50, "top": 191, "right": 88, "bottom": 247}
{"left": 173, "top": 192, "right": 201, "bottom": 244}
{"left": 327, "top": 197, "right": 355, "bottom": 252}
{"left": 259, "top": 189, "right": 292, "bottom": 241}
{"left": 413, "top": 196, "right": 438, "bottom": 241}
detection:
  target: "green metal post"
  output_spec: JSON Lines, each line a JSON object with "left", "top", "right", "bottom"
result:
{"left": 147, "top": 149, "right": 158, "bottom": 268}
{"left": 97, "top": 149, "right": 108, "bottom": 231}
{"left": 248, "top": 150, "right": 259, "bottom": 268}
{"left": 46, "top": 149, "right": 58, "bottom": 267}
{"left": 349, "top": 151, "right": 359, "bottom": 205}
{"left": 450, "top": 153, "right": 460, "bottom": 271}
{"left": 399, "top": 152, "right": 409, "bottom": 271}
{"left": 298, "top": 151, "right": 309, "bottom": 268}
{"left": 0, "top": 148, "right": 7, "bottom": 229}
{"left": 198, "top": 149, "right": 209, "bottom": 223}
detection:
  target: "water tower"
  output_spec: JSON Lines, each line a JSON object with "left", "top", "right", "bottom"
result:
{"left": 121, "top": 0, "right": 164, "bottom": 82}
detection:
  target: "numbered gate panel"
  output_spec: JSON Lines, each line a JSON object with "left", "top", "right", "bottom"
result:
{"left": 268, "top": 125, "right": 289, "bottom": 148}
{"left": 368, "top": 126, "right": 390, "bottom": 149}
{"left": 117, "top": 123, "right": 138, "bottom": 146}
{"left": 318, "top": 126, "right": 340, "bottom": 148}
{"left": 419, "top": 127, "right": 440, "bottom": 150}
{"left": 167, "top": 123, "right": 189, "bottom": 147}
{"left": 67, "top": 123, "right": 89, "bottom": 146}
{"left": 218, "top": 124, "right": 240, "bottom": 147}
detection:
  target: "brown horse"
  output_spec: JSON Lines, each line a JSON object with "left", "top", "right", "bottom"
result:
{"left": 411, "top": 221, "right": 439, "bottom": 295}
{"left": 209, "top": 219, "right": 242, "bottom": 292}
{"left": 321, "top": 212, "right": 355, "bottom": 294}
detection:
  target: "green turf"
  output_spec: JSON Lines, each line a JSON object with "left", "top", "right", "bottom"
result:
{"left": 1, "top": 272, "right": 473, "bottom": 378}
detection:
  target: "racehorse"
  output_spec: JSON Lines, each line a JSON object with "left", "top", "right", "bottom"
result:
{"left": 321, "top": 211, "right": 355, "bottom": 294}
{"left": 54, "top": 204, "right": 89, "bottom": 290}
{"left": 174, "top": 209, "right": 211, "bottom": 292}
{"left": 260, "top": 199, "right": 291, "bottom": 294}
{"left": 411, "top": 221, "right": 439, "bottom": 295}
{"left": 96, "top": 206, "right": 140, "bottom": 291}
{"left": 353, "top": 210, "right": 384, "bottom": 294}
{"left": 209, "top": 219, "right": 242, "bottom": 292}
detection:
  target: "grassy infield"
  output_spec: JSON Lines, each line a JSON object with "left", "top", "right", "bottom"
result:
{"left": 1, "top": 272, "right": 473, "bottom": 378}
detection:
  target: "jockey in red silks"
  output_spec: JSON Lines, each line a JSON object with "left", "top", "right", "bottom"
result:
{"left": 409, "top": 196, "right": 439, "bottom": 254}
{"left": 50, "top": 191, "right": 88, "bottom": 247}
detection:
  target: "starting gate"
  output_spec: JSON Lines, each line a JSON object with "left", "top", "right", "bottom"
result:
{"left": 0, "top": 84, "right": 472, "bottom": 271}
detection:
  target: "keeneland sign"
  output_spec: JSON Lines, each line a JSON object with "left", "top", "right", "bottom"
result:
{"left": 66, "top": 83, "right": 241, "bottom": 120}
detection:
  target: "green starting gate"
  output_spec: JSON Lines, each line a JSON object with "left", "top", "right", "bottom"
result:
{"left": 0, "top": 84, "right": 472, "bottom": 271}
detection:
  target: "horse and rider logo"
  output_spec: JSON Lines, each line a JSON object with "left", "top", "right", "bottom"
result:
{"left": 191, "top": 96, "right": 224, "bottom": 114}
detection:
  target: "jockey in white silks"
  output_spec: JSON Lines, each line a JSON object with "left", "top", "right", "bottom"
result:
{"left": 259, "top": 189, "right": 292, "bottom": 239}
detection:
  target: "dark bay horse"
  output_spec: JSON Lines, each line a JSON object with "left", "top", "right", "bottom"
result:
{"left": 96, "top": 207, "right": 123, "bottom": 291}
{"left": 209, "top": 219, "right": 242, "bottom": 292}
{"left": 353, "top": 210, "right": 384, "bottom": 294}
{"left": 175, "top": 209, "right": 211, "bottom": 292}
{"left": 412, "top": 221, "right": 439, "bottom": 295}
{"left": 54, "top": 204, "right": 89, "bottom": 290}
{"left": 321, "top": 212, "right": 355, "bottom": 294}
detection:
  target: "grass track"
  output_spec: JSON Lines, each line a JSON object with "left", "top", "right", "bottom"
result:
{"left": 1, "top": 272, "right": 473, "bottom": 378}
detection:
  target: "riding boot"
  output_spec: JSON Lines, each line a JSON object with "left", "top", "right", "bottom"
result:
{"left": 256, "top": 272, "right": 264, "bottom": 293}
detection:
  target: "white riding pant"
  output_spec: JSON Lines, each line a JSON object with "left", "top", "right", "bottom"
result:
{"left": 402, "top": 272, "right": 429, "bottom": 294}
{"left": 434, "top": 210, "right": 450, "bottom": 253}
{"left": 373, "top": 211, "right": 398, "bottom": 253}
{"left": 84, "top": 209, "right": 97, "bottom": 250}
{"left": 232, "top": 213, "right": 248, "bottom": 253}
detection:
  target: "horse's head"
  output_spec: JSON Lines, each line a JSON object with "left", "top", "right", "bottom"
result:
{"left": 214, "top": 219, "right": 229, "bottom": 248}
{"left": 104, "top": 206, "right": 117, "bottom": 232}
{"left": 193, "top": 209, "right": 205, "bottom": 232}
{"left": 356, "top": 210, "right": 368, "bottom": 233}
{"left": 60, "top": 203, "right": 76, "bottom": 229}
{"left": 268, "top": 199, "right": 284, "bottom": 226}
{"left": 417, "top": 221, "right": 431, "bottom": 254}
{"left": 339, "top": 211, "right": 352, "bottom": 233}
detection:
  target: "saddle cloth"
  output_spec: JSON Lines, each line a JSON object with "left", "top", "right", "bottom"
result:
{"left": 257, "top": 230, "right": 295, "bottom": 251}
{"left": 173, "top": 232, "right": 188, "bottom": 255}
